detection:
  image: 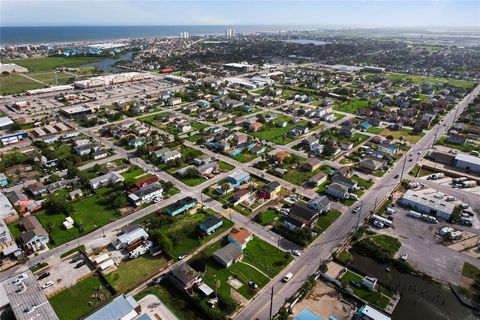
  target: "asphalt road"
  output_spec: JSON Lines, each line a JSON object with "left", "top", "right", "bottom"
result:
{"left": 234, "top": 85, "right": 480, "bottom": 320}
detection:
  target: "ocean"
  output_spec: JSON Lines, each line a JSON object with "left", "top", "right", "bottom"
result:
{"left": 0, "top": 25, "right": 318, "bottom": 45}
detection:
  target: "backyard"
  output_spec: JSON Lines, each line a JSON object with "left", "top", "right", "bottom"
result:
{"left": 247, "top": 114, "right": 309, "bottom": 145}
{"left": 340, "top": 270, "right": 394, "bottom": 309}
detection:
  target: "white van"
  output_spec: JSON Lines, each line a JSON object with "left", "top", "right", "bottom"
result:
{"left": 283, "top": 272, "right": 293, "bottom": 282}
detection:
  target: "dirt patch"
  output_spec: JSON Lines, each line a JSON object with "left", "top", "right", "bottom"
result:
{"left": 227, "top": 277, "right": 243, "bottom": 290}
{"left": 291, "top": 280, "right": 354, "bottom": 319}
{"left": 231, "top": 288, "right": 248, "bottom": 306}
{"left": 325, "top": 261, "right": 344, "bottom": 279}
{"left": 5, "top": 164, "right": 37, "bottom": 182}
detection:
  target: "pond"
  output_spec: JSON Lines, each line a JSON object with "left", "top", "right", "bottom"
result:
{"left": 350, "top": 252, "right": 477, "bottom": 320}
{"left": 82, "top": 51, "right": 134, "bottom": 73}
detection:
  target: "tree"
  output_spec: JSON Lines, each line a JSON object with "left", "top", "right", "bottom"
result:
{"left": 44, "top": 194, "right": 73, "bottom": 216}
{"left": 319, "top": 262, "right": 328, "bottom": 273}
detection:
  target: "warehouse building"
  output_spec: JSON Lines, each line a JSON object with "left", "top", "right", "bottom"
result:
{"left": 400, "top": 190, "right": 455, "bottom": 220}
{"left": 454, "top": 153, "right": 480, "bottom": 174}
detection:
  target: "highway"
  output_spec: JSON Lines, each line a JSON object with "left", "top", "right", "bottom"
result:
{"left": 234, "top": 84, "right": 480, "bottom": 320}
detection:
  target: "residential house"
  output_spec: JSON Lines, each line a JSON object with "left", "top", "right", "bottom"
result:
{"left": 134, "top": 175, "right": 159, "bottom": 189}
{"left": 326, "top": 183, "right": 349, "bottom": 199}
{"left": 282, "top": 203, "right": 319, "bottom": 230}
{"left": 169, "top": 262, "right": 201, "bottom": 292}
{"left": 19, "top": 216, "right": 49, "bottom": 252}
{"left": 213, "top": 243, "right": 243, "bottom": 267}
{"left": 197, "top": 162, "right": 218, "bottom": 176}
{"left": 302, "top": 157, "right": 322, "bottom": 172}
{"left": 198, "top": 215, "right": 224, "bottom": 236}
{"left": 26, "top": 182, "right": 47, "bottom": 197}
{"left": 249, "top": 122, "right": 263, "bottom": 132}
{"left": 308, "top": 171, "right": 327, "bottom": 187}
{"left": 447, "top": 134, "right": 467, "bottom": 145}
{"left": 332, "top": 174, "right": 358, "bottom": 190}
{"left": 275, "top": 151, "right": 291, "bottom": 163}
{"left": 307, "top": 196, "right": 331, "bottom": 214}
{"left": 74, "top": 143, "right": 98, "bottom": 156}
{"left": 168, "top": 97, "right": 182, "bottom": 106}
{"left": 92, "top": 149, "right": 109, "bottom": 160}
{"left": 89, "top": 171, "right": 124, "bottom": 189}
{"left": 128, "top": 183, "right": 163, "bottom": 207}
{"left": 227, "top": 170, "right": 250, "bottom": 187}
{"left": 156, "top": 149, "right": 182, "bottom": 163}
{"left": 85, "top": 295, "right": 141, "bottom": 320}
{"left": 359, "top": 158, "right": 385, "bottom": 173}
{"left": 164, "top": 197, "right": 197, "bottom": 217}
{"left": 250, "top": 145, "right": 266, "bottom": 155}
{"left": 0, "top": 173, "right": 9, "bottom": 187}
{"left": 301, "top": 136, "right": 319, "bottom": 148}
{"left": 259, "top": 181, "right": 281, "bottom": 199}
{"left": 128, "top": 137, "right": 146, "bottom": 148}
{"left": 111, "top": 226, "right": 149, "bottom": 250}
{"left": 228, "top": 227, "right": 253, "bottom": 249}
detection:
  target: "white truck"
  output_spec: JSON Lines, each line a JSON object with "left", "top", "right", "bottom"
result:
{"left": 421, "top": 214, "right": 438, "bottom": 224}
{"left": 462, "top": 180, "right": 477, "bottom": 188}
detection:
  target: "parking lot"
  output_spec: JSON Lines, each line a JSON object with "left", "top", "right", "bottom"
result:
{"left": 372, "top": 197, "right": 480, "bottom": 284}
{"left": 37, "top": 253, "right": 93, "bottom": 297}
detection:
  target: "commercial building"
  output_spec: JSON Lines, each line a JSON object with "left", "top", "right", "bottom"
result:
{"left": 400, "top": 190, "right": 455, "bottom": 220}
{"left": 73, "top": 72, "right": 152, "bottom": 89}
{"left": 0, "top": 117, "right": 14, "bottom": 129}
{"left": 454, "top": 153, "right": 480, "bottom": 173}
{"left": 223, "top": 62, "right": 256, "bottom": 73}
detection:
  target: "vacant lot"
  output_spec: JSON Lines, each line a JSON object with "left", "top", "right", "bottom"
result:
{"left": 334, "top": 99, "right": 370, "bottom": 114}
{"left": 340, "top": 270, "right": 393, "bottom": 309}
{"left": 4, "top": 56, "right": 102, "bottom": 72}
{"left": 247, "top": 115, "right": 309, "bottom": 145}
{"left": 106, "top": 255, "right": 167, "bottom": 292}
{"left": 37, "top": 188, "right": 123, "bottom": 246}
{"left": 49, "top": 274, "right": 113, "bottom": 320}
{"left": 380, "top": 128, "right": 424, "bottom": 144}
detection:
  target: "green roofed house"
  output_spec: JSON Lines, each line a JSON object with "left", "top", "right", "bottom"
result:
{"left": 164, "top": 196, "right": 197, "bottom": 217}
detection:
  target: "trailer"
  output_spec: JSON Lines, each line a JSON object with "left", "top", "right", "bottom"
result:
{"left": 408, "top": 210, "right": 422, "bottom": 219}
{"left": 462, "top": 180, "right": 477, "bottom": 188}
{"left": 420, "top": 214, "right": 438, "bottom": 224}
{"left": 372, "top": 214, "right": 392, "bottom": 227}
{"left": 129, "top": 240, "right": 153, "bottom": 259}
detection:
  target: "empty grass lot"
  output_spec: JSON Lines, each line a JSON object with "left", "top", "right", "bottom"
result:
{"left": 380, "top": 128, "right": 424, "bottom": 144}
{"left": 0, "top": 73, "right": 43, "bottom": 95}
{"left": 340, "top": 270, "right": 392, "bottom": 309}
{"left": 36, "top": 188, "right": 123, "bottom": 246}
{"left": 334, "top": 99, "right": 370, "bottom": 114}
{"left": 106, "top": 255, "right": 167, "bottom": 292}
{"left": 385, "top": 73, "right": 476, "bottom": 89}
{"left": 4, "top": 56, "right": 102, "bottom": 72}
{"left": 247, "top": 115, "right": 309, "bottom": 145}
{"left": 49, "top": 275, "right": 113, "bottom": 320}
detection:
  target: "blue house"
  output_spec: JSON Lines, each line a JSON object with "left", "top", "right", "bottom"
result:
{"left": 198, "top": 215, "right": 224, "bottom": 236}
{"left": 227, "top": 170, "right": 250, "bottom": 187}
{"left": 164, "top": 197, "right": 197, "bottom": 217}
{"left": 0, "top": 173, "right": 8, "bottom": 187}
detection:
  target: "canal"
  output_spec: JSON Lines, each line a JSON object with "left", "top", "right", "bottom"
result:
{"left": 350, "top": 252, "right": 478, "bottom": 320}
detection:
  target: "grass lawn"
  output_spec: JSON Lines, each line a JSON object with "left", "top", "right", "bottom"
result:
{"left": 462, "top": 262, "right": 480, "bottom": 279}
{"left": 334, "top": 99, "right": 370, "bottom": 114}
{"left": 247, "top": 114, "right": 309, "bottom": 145}
{"left": 218, "top": 161, "right": 235, "bottom": 171}
{"left": 242, "top": 236, "right": 292, "bottom": 278}
{"left": 49, "top": 274, "right": 113, "bottom": 320}
{"left": 371, "top": 234, "right": 401, "bottom": 256}
{"left": 366, "top": 126, "right": 383, "bottom": 134}
{"left": 315, "top": 210, "right": 341, "bottom": 235}
{"left": 36, "top": 188, "right": 122, "bottom": 246}
{"left": 231, "top": 151, "right": 262, "bottom": 163}
{"left": 135, "top": 281, "right": 205, "bottom": 320}
{"left": 121, "top": 166, "right": 150, "bottom": 184}
{"left": 437, "top": 136, "right": 480, "bottom": 154}
{"left": 60, "top": 245, "right": 85, "bottom": 258}
{"left": 140, "top": 209, "right": 233, "bottom": 259}
{"left": 138, "top": 112, "right": 171, "bottom": 128}
{"left": 257, "top": 208, "right": 280, "bottom": 226}
{"left": 379, "top": 128, "right": 424, "bottom": 144}
{"left": 0, "top": 73, "right": 44, "bottom": 95}
{"left": 337, "top": 249, "right": 353, "bottom": 264}
{"left": 351, "top": 174, "right": 375, "bottom": 189}
{"left": 340, "top": 270, "right": 391, "bottom": 309}
{"left": 106, "top": 255, "right": 167, "bottom": 292}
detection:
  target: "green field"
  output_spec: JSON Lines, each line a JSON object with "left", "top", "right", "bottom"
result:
{"left": 257, "top": 208, "right": 280, "bottom": 226}
{"left": 121, "top": 166, "right": 151, "bottom": 184}
{"left": 334, "top": 99, "right": 370, "bottom": 114}
{"left": 37, "top": 188, "right": 123, "bottom": 246}
{"left": 106, "top": 255, "right": 167, "bottom": 292}
{"left": 0, "top": 73, "right": 43, "bottom": 95}
{"left": 380, "top": 128, "right": 424, "bottom": 144}
{"left": 49, "top": 275, "right": 113, "bottom": 320}
{"left": 385, "top": 72, "right": 475, "bottom": 89}
{"left": 4, "top": 56, "right": 102, "bottom": 72}
{"left": 316, "top": 210, "right": 341, "bottom": 234}
{"left": 247, "top": 114, "right": 309, "bottom": 145}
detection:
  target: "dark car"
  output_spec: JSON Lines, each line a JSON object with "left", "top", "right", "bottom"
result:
{"left": 37, "top": 272, "right": 50, "bottom": 280}
{"left": 75, "top": 261, "right": 86, "bottom": 269}
{"left": 394, "top": 174, "right": 399, "bottom": 179}
{"left": 248, "top": 281, "right": 258, "bottom": 289}
{"left": 148, "top": 275, "right": 165, "bottom": 286}
{"left": 70, "top": 255, "right": 83, "bottom": 264}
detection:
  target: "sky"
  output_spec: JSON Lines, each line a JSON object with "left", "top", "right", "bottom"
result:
{"left": 1, "top": 0, "right": 479, "bottom": 28}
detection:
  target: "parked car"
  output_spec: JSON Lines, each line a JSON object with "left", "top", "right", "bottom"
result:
{"left": 75, "top": 261, "right": 86, "bottom": 269}
{"left": 353, "top": 207, "right": 361, "bottom": 214}
{"left": 42, "top": 281, "right": 54, "bottom": 289}
{"left": 292, "top": 250, "right": 302, "bottom": 257}
{"left": 400, "top": 253, "right": 408, "bottom": 261}
{"left": 248, "top": 281, "right": 258, "bottom": 289}
{"left": 37, "top": 272, "right": 50, "bottom": 280}
{"left": 178, "top": 254, "right": 187, "bottom": 260}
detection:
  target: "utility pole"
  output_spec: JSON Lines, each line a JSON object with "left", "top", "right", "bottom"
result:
{"left": 269, "top": 286, "right": 274, "bottom": 320}
{"left": 400, "top": 156, "right": 407, "bottom": 182}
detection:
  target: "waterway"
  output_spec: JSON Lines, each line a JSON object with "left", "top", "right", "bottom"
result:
{"left": 283, "top": 39, "right": 329, "bottom": 46}
{"left": 82, "top": 51, "right": 134, "bottom": 73}
{"left": 350, "top": 252, "right": 477, "bottom": 320}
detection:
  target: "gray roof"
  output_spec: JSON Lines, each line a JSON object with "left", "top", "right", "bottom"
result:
{"left": 85, "top": 295, "right": 139, "bottom": 320}
{"left": 455, "top": 153, "right": 480, "bottom": 166}
{"left": 171, "top": 262, "right": 199, "bottom": 285}
{"left": 402, "top": 190, "right": 455, "bottom": 214}
{"left": 213, "top": 243, "right": 243, "bottom": 265}
{"left": 2, "top": 270, "right": 59, "bottom": 320}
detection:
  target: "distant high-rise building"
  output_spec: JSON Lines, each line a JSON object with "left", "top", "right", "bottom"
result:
{"left": 179, "top": 32, "right": 189, "bottom": 39}
{"left": 225, "top": 28, "right": 236, "bottom": 38}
